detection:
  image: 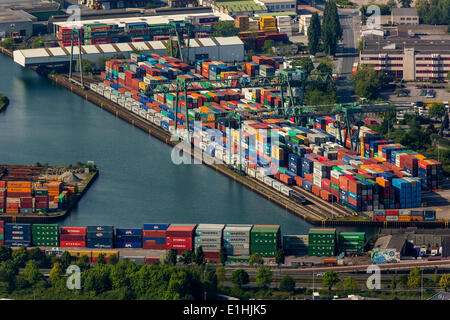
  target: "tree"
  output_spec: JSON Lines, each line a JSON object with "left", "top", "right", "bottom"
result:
{"left": 219, "top": 247, "right": 227, "bottom": 266}
{"left": 78, "top": 254, "right": 90, "bottom": 271}
{"left": 180, "top": 250, "right": 193, "bottom": 265}
{"left": 0, "top": 38, "right": 14, "bottom": 51}
{"left": 28, "top": 247, "right": 49, "bottom": 268}
{"left": 255, "top": 266, "right": 272, "bottom": 289}
{"left": 0, "top": 245, "right": 12, "bottom": 262}
{"left": 31, "top": 37, "right": 43, "bottom": 49}
{"left": 109, "top": 254, "right": 119, "bottom": 265}
{"left": 291, "top": 57, "right": 314, "bottom": 74}
{"left": 416, "top": 0, "right": 449, "bottom": 25}
{"left": 391, "top": 276, "right": 397, "bottom": 290}
{"left": 60, "top": 251, "right": 72, "bottom": 269}
{"left": 407, "top": 267, "right": 421, "bottom": 288}
{"left": 443, "top": 112, "right": 449, "bottom": 130}
{"left": 193, "top": 246, "right": 205, "bottom": 266}
{"left": 275, "top": 249, "right": 285, "bottom": 265}
{"left": 231, "top": 269, "right": 249, "bottom": 288}
{"left": 307, "top": 12, "right": 321, "bottom": 55}
{"left": 24, "top": 260, "right": 44, "bottom": 286}
{"left": 49, "top": 261, "right": 64, "bottom": 285}
{"left": 447, "top": 71, "right": 450, "bottom": 80}
{"left": 0, "top": 260, "right": 18, "bottom": 285}
{"left": 387, "top": 0, "right": 397, "bottom": 8}
{"left": 83, "top": 265, "right": 111, "bottom": 295}
{"left": 322, "top": 271, "right": 339, "bottom": 291}
{"left": 429, "top": 103, "right": 446, "bottom": 120}
{"left": 353, "top": 65, "right": 390, "bottom": 100}
{"left": 164, "top": 249, "right": 178, "bottom": 266}
{"left": 398, "top": 0, "right": 412, "bottom": 7}
{"left": 215, "top": 267, "right": 226, "bottom": 287}
{"left": 321, "top": 0, "right": 342, "bottom": 56}
{"left": 343, "top": 276, "right": 359, "bottom": 294}
{"left": 399, "top": 274, "right": 409, "bottom": 288}
{"left": 316, "top": 61, "right": 332, "bottom": 74}
{"left": 249, "top": 253, "right": 264, "bottom": 267}
{"left": 77, "top": 59, "right": 95, "bottom": 74}
{"left": 97, "top": 253, "right": 106, "bottom": 265}
{"left": 262, "top": 39, "right": 276, "bottom": 55}
{"left": 212, "top": 21, "right": 238, "bottom": 37}
{"left": 440, "top": 274, "right": 450, "bottom": 292}
{"left": 279, "top": 275, "right": 295, "bottom": 292}
{"left": 12, "top": 246, "right": 28, "bottom": 267}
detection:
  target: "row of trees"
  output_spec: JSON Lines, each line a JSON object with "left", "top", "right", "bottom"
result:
{"left": 307, "top": 1, "right": 342, "bottom": 56}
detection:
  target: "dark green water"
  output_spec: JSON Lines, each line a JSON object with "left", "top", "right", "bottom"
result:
{"left": 0, "top": 55, "right": 375, "bottom": 236}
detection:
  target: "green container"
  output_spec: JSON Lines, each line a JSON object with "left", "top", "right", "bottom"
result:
{"left": 0, "top": 234, "right": 3, "bottom": 240}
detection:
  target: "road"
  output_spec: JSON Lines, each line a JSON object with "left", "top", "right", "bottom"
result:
{"left": 335, "top": 9, "right": 361, "bottom": 103}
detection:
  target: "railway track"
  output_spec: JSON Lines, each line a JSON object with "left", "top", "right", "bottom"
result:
{"left": 292, "top": 185, "right": 354, "bottom": 218}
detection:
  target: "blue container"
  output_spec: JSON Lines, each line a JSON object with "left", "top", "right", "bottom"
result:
{"left": 87, "top": 226, "right": 114, "bottom": 232}
{"left": 115, "top": 235, "right": 142, "bottom": 242}
{"left": 5, "top": 223, "right": 31, "bottom": 231}
{"left": 87, "top": 231, "right": 114, "bottom": 239}
{"left": 115, "top": 241, "right": 142, "bottom": 248}
{"left": 116, "top": 228, "right": 142, "bottom": 236}
{"left": 4, "top": 240, "right": 31, "bottom": 247}
{"left": 86, "top": 238, "right": 114, "bottom": 248}
{"left": 143, "top": 223, "right": 170, "bottom": 230}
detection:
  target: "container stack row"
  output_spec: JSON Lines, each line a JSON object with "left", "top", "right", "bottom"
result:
{"left": 142, "top": 223, "right": 169, "bottom": 249}
{"left": 115, "top": 228, "right": 142, "bottom": 248}
{"left": 194, "top": 224, "right": 224, "bottom": 262}
{"left": 87, "top": 226, "right": 114, "bottom": 249}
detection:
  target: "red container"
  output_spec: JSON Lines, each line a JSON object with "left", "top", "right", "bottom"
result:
{"left": 143, "top": 242, "right": 166, "bottom": 250}
{"left": 60, "top": 227, "right": 87, "bottom": 235}
{"left": 145, "top": 257, "right": 161, "bottom": 264}
{"left": 60, "top": 241, "right": 86, "bottom": 247}
{"left": 142, "top": 230, "right": 166, "bottom": 237}
{"left": 60, "top": 234, "right": 86, "bottom": 242}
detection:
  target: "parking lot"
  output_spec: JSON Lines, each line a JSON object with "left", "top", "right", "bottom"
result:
{"left": 381, "top": 83, "right": 450, "bottom": 104}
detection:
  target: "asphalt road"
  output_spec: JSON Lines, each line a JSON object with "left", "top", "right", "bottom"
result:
{"left": 336, "top": 9, "right": 361, "bottom": 103}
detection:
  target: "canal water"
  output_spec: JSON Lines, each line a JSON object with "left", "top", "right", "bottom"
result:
{"left": 0, "top": 55, "right": 376, "bottom": 236}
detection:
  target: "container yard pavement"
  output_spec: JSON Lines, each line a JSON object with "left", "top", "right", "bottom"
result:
{"left": 422, "top": 177, "right": 450, "bottom": 220}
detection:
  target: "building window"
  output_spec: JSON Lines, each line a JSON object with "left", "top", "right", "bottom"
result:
{"left": 291, "top": 4, "right": 295, "bottom": 7}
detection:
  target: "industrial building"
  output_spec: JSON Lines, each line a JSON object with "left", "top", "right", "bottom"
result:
{"left": 254, "top": 0, "right": 296, "bottom": 12}
{"left": 390, "top": 8, "right": 419, "bottom": 25}
{"left": 50, "top": 11, "right": 234, "bottom": 34}
{"left": 13, "top": 36, "right": 245, "bottom": 67}
{"left": 0, "top": 8, "right": 36, "bottom": 38}
{"left": 359, "top": 37, "right": 450, "bottom": 81}
{"left": 372, "top": 235, "right": 406, "bottom": 260}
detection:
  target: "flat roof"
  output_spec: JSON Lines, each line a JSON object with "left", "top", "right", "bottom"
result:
{"left": 361, "top": 38, "right": 450, "bottom": 55}
{"left": 258, "top": 0, "right": 296, "bottom": 3}
{"left": 216, "top": 1, "right": 267, "bottom": 12}
{"left": 391, "top": 7, "right": 418, "bottom": 16}
{"left": 373, "top": 235, "right": 406, "bottom": 252}
{"left": 53, "top": 11, "right": 234, "bottom": 28}
{"left": 0, "top": 8, "right": 35, "bottom": 23}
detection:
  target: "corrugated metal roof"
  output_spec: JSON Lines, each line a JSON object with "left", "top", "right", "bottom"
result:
{"left": 216, "top": 36, "right": 244, "bottom": 46}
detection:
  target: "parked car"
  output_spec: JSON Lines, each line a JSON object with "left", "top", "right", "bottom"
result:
{"left": 426, "top": 90, "right": 436, "bottom": 98}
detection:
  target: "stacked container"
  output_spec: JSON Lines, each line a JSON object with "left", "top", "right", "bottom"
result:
{"left": 60, "top": 227, "right": 86, "bottom": 247}
{"left": 338, "top": 232, "right": 365, "bottom": 254}
{"left": 0, "top": 220, "right": 4, "bottom": 245}
{"left": 223, "top": 224, "right": 252, "bottom": 256}
{"left": 32, "top": 224, "right": 59, "bottom": 247}
{"left": 115, "top": 228, "right": 142, "bottom": 248}
{"left": 0, "top": 181, "right": 5, "bottom": 213}
{"left": 34, "top": 187, "right": 49, "bottom": 213}
{"left": 250, "top": 225, "right": 281, "bottom": 257}
{"left": 166, "top": 224, "right": 196, "bottom": 253}
{"left": 142, "top": 223, "right": 169, "bottom": 249}
{"left": 418, "top": 159, "right": 443, "bottom": 191}
{"left": 194, "top": 224, "right": 224, "bottom": 262}
{"left": 4, "top": 223, "right": 31, "bottom": 247}
{"left": 308, "top": 228, "right": 336, "bottom": 256}
{"left": 87, "top": 226, "right": 114, "bottom": 249}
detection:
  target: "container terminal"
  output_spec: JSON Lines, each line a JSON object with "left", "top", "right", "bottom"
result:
{"left": 3, "top": 9, "right": 447, "bottom": 228}
{"left": 0, "top": 164, "right": 98, "bottom": 223}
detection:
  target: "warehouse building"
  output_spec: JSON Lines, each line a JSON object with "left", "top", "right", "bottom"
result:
{"left": 359, "top": 38, "right": 450, "bottom": 81}
{"left": 390, "top": 8, "right": 419, "bottom": 25}
{"left": 373, "top": 235, "right": 407, "bottom": 257}
{"left": 13, "top": 36, "right": 245, "bottom": 67}
{"left": 0, "top": 8, "right": 36, "bottom": 38}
